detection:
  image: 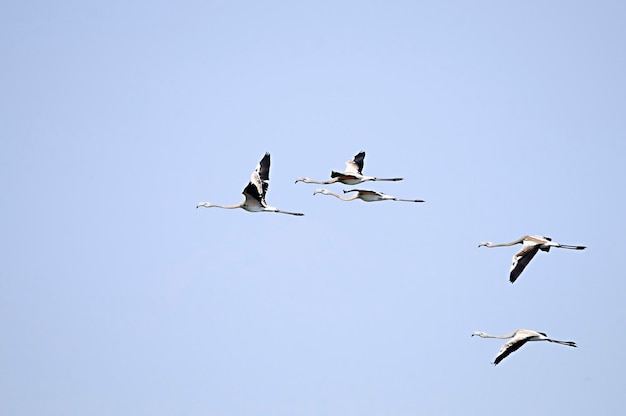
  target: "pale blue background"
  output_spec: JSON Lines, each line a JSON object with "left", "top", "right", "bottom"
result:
{"left": 2, "top": 1, "right": 625, "bottom": 415}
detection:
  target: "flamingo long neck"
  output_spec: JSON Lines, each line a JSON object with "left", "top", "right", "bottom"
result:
{"left": 297, "top": 177, "right": 335, "bottom": 184}
{"left": 482, "top": 331, "right": 517, "bottom": 339}
{"left": 326, "top": 191, "right": 358, "bottom": 201}
{"left": 487, "top": 239, "right": 524, "bottom": 247}
{"left": 198, "top": 202, "right": 243, "bottom": 209}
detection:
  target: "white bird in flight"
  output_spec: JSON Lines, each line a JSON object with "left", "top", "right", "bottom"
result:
{"left": 478, "top": 235, "right": 586, "bottom": 283}
{"left": 196, "top": 152, "right": 304, "bottom": 216}
{"left": 313, "top": 188, "right": 424, "bottom": 203}
{"left": 472, "top": 329, "right": 577, "bottom": 365}
{"left": 295, "top": 151, "right": 403, "bottom": 185}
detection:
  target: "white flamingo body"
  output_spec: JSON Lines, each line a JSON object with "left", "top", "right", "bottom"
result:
{"left": 478, "top": 235, "right": 586, "bottom": 283}
{"left": 295, "top": 151, "right": 403, "bottom": 185}
{"left": 313, "top": 188, "right": 424, "bottom": 203}
{"left": 196, "top": 153, "right": 304, "bottom": 216}
{"left": 472, "top": 329, "right": 577, "bottom": 365}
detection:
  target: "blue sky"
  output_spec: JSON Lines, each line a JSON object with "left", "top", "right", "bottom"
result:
{"left": 2, "top": 1, "right": 625, "bottom": 415}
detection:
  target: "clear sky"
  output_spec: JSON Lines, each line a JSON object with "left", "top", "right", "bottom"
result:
{"left": 2, "top": 1, "right": 625, "bottom": 415}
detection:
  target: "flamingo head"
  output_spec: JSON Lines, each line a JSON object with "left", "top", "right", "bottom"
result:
{"left": 313, "top": 189, "right": 330, "bottom": 196}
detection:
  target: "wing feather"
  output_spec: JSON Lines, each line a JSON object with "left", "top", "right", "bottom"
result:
{"left": 242, "top": 182, "right": 265, "bottom": 206}
{"left": 247, "top": 153, "right": 270, "bottom": 204}
{"left": 494, "top": 337, "right": 529, "bottom": 365}
{"left": 510, "top": 246, "right": 540, "bottom": 283}
{"left": 256, "top": 152, "right": 270, "bottom": 181}
{"left": 345, "top": 151, "right": 365, "bottom": 174}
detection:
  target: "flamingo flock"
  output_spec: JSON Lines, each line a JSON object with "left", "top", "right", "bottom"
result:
{"left": 197, "top": 150, "right": 585, "bottom": 366}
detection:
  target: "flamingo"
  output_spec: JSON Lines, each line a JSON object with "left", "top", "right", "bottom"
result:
{"left": 472, "top": 329, "right": 577, "bottom": 365}
{"left": 295, "top": 151, "right": 403, "bottom": 185}
{"left": 196, "top": 152, "right": 304, "bottom": 216}
{"left": 478, "top": 235, "right": 586, "bottom": 283}
{"left": 313, "top": 188, "right": 424, "bottom": 203}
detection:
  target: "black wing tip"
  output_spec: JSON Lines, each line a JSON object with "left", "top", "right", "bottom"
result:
{"left": 260, "top": 152, "right": 271, "bottom": 165}
{"left": 256, "top": 153, "right": 271, "bottom": 181}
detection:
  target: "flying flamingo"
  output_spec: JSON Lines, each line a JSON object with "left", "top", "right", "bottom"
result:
{"left": 472, "top": 329, "right": 577, "bottom": 365}
{"left": 478, "top": 235, "right": 586, "bottom": 283}
{"left": 313, "top": 188, "right": 424, "bottom": 203}
{"left": 295, "top": 151, "right": 403, "bottom": 185}
{"left": 196, "top": 152, "right": 304, "bottom": 216}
